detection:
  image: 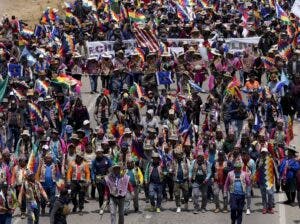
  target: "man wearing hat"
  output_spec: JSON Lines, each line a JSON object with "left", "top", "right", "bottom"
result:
{"left": 35, "top": 152, "right": 59, "bottom": 215}
{"left": 189, "top": 153, "right": 211, "bottom": 214}
{"left": 66, "top": 151, "right": 91, "bottom": 215}
{"left": 94, "top": 91, "right": 111, "bottom": 131}
{"left": 0, "top": 181, "right": 18, "bottom": 224}
{"left": 11, "top": 155, "right": 27, "bottom": 218}
{"left": 86, "top": 54, "right": 100, "bottom": 94}
{"left": 170, "top": 146, "right": 190, "bottom": 213}
{"left": 256, "top": 147, "right": 278, "bottom": 214}
{"left": 279, "top": 145, "right": 300, "bottom": 205}
{"left": 224, "top": 160, "right": 251, "bottom": 224}
{"left": 144, "top": 152, "right": 164, "bottom": 213}
{"left": 15, "top": 130, "right": 32, "bottom": 156}
{"left": 104, "top": 163, "right": 134, "bottom": 224}
{"left": 140, "top": 109, "right": 159, "bottom": 135}
{"left": 91, "top": 146, "right": 112, "bottom": 215}
{"left": 19, "top": 169, "right": 49, "bottom": 224}
{"left": 49, "top": 129, "right": 64, "bottom": 166}
{"left": 99, "top": 52, "right": 113, "bottom": 89}
{"left": 124, "top": 157, "right": 143, "bottom": 214}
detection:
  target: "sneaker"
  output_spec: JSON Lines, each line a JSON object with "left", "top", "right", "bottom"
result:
{"left": 214, "top": 208, "right": 220, "bottom": 213}
{"left": 246, "top": 209, "right": 251, "bottom": 215}
{"left": 193, "top": 209, "right": 198, "bottom": 214}
{"left": 156, "top": 208, "right": 161, "bottom": 213}
{"left": 184, "top": 203, "right": 188, "bottom": 211}
{"left": 21, "top": 213, "right": 26, "bottom": 219}
{"left": 176, "top": 207, "right": 181, "bottom": 213}
{"left": 262, "top": 208, "right": 267, "bottom": 214}
{"left": 189, "top": 198, "right": 192, "bottom": 202}
{"left": 268, "top": 208, "right": 274, "bottom": 214}
{"left": 223, "top": 208, "right": 228, "bottom": 213}
{"left": 99, "top": 209, "right": 104, "bottom": 215}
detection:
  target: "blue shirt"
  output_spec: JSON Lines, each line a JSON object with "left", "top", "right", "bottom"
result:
{"left": 233, "top": 173, "right": 244, "bottom": 195}
{"left": 127, "top": 169, "right": 136, "bottom": 186}
{"left": 44, "top": 165, "right": 55, "bottom": 189}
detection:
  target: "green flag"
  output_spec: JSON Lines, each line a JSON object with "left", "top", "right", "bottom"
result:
{"left": 0, "top": 76, "right": 9, "bottom": 103}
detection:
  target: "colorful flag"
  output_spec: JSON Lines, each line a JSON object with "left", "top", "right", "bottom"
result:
{"left": 135, "top": 47, "right": 145, "bottom": 62}
{"left": 225, "top": 76, "right": 242, "bottom": 100}
{"left": 20, "top": 47, "right": 36, "bottom": 67}
{"left": 275, "top": 2, "right": 291, "bottom": 25}
{"left": 179, "top": 0, "right": 193, "bottom": 7}
{"left": 196, "top": 0, "right": 208, "bottom": 8}
{"left": 110, "top": 10, "right": 120, "bottom": 22}
{"left": 188, "top": 80, "right": 206, "bottom": 93}
{"left": 51, "top": 73, "right": 81, "bottom": 90}
{"left": 12, "top": 88, "right": 25, "bottom": 100}
{"left": 28, "top": 102, "right": 43, "bottom": 124}
{"left": 131, "top": 139, "right": 146, "bottom": 159}
{"left": 120, "top": 4, "right": 128, "bottom": 20}
{"left": 0, "top": 76, "right": 9, "bottom": 103}
{"left": 272, "top": 71, "right": 289, "bottom": 93}
{"left": 8, "top": 64, "right": 23, "bottom": 77}
{"left": 56, "top": 100, "right": 64, "bottom": 122}
{"left": 286, "top": 115, "right": 294, "bottom": 144}
{"left": 261, "top": 56, "right": 275, "bottom": 70}
{"left": 134, "top": 82, "right": 143, "bottom": 99}
{"left": 278, "top": 38, "right": 292, "bottom": 60}
{"left": 175, "top": 3, "right": 190, "bottom": 21}
{"left": 20, "top": 28, "right": 34, "bottom": 39}
{"left": 156, "top": 71, "right": 173, "bottom": 85}
{"left": 59, "top": 33, "right": 75, "bottom": 56}
{"left": 35, "top": 80, "right": 49, "bottom": 96}
{"left": 128, "top": 10, "right": 146, "bottom": 22}
{"left": 133, "top": 24, "right": 159, "bottom": 52}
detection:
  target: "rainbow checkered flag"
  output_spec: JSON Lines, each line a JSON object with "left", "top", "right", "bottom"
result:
{"left": 275, "top": 2, "right": 291, "bottom": 25}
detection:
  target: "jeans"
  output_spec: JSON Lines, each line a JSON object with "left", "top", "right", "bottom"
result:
{"left": 0, "top": 213, "right": 12, "bottom": 224}
{"left": 110, "top": 196, "right": 125, "bottom": 224}
{"left": 246, "top": 186, "right": 251, "bottom": 209}
{"left": 149, "top": 183, "right": 163, "bottom": 208}
{"left": 27, "top": 202, "right": 40, "bottom": 224}
{"left": 7, "top": 126, "right": 20, "bottom": 152}
{"left": 174, "top": 182, "right": 189, "bottom": 207}
{"left": 229, "top": 193, "right": 245, "bottom": 224}
{"left": 41, "top": 185, "right": 56, "bottom": 211}
{"left": 232, "top": 120, "right": 244, "bottom": 139}
{"left": 162, "top": 175, "right": 174, "bottom": 200}
{"left": 71, "top": 181, "right": 86, "bottom": 210}
{"left": 192, "top": 182, "right": 208, "bottom": 210}
{"left": 124, "top": 185, "right": 139, "bottom": 212}
{"left": 213, "top": 183, "right": 228, "bottom": 209}
{"left": 89, "top": 75, "right": 98, "bottom": 92}
{"left": 101, "top": 75, "right": 110, "bottom": 89}
{"left": 260, "top": 186, "right": 274, "bottom": 209}
{"left": 96, "top": 181, "right": 106, "bottom": 209}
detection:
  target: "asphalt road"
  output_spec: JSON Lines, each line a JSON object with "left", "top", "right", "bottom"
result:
{"left": 12, "top": 74, "right": 300, "bottom": 224}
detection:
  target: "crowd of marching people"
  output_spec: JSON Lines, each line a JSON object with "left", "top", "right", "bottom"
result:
{"left": 0, "top": 0, "right": 300, "bottom": 224}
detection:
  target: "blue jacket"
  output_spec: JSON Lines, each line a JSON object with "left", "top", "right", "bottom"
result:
{"left": 91, "top": 156, "right": 112, "bottom": 180}
{"left": 279, "top": 158, "right": 300, "bottom": 181}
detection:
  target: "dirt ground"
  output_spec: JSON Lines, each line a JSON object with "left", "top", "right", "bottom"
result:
{"left": 0, "top": 0, "right": 64, "bottom": 28}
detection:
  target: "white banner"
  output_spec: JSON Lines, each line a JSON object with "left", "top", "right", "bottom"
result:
{"left": 86, "top": 37, "right": 260, "bottom": 57}
{"left": 292, "top": 0, "right": 300, "bottom": 19}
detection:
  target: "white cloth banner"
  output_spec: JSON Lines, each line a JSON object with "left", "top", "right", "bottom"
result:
{"left": 86, "top": 37, "right": 261, "bottom": 57}
{"left": 292, "top": 0, "right": 300, "bottom": 19}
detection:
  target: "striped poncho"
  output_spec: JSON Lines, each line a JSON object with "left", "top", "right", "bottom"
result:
{"left": 255, "top": 156, "right": 276, "bottom": 190}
